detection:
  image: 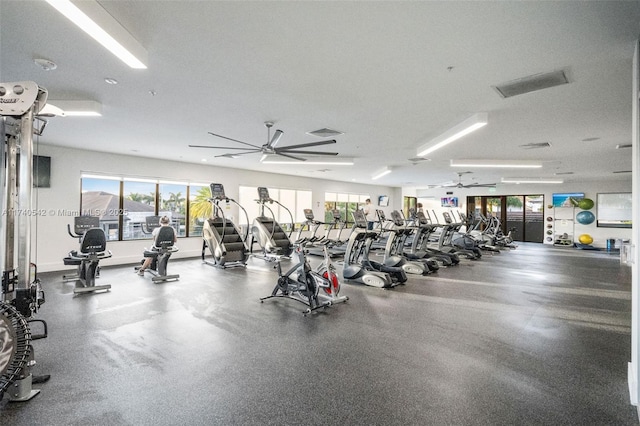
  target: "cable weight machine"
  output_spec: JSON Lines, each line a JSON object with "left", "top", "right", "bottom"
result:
{"left": 0, "top": 81, "right": 49, "bottom": 402}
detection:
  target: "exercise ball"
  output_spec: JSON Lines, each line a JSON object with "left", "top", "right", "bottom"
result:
{"left": 578, "top": 198, "right": 594, "bottom": 210}
{"left": 576, "top": 210, "right": 595, "bottom": 225}
{"left": 578, "top": 234, "right": 593, "bottom": 245}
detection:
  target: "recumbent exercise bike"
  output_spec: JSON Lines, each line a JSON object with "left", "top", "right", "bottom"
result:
{"left": 63, "top": 216, "right": 112, "bottom": 294}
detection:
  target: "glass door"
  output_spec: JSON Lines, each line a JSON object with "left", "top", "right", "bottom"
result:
{"left": 524, "top": 195, "right": 544, "bottom": 242}
{"left": 506, "top": 196, "right": 524, "bottom": 242}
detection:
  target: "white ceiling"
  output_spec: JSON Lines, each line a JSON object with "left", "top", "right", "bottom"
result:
{"left": 1, "top": 1, "right": 639, "bottom": 188}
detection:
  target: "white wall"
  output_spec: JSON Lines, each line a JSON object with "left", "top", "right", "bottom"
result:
{"left": 403, "top": 180, "right": 632, "bottom": 248}
{"left": 30, "top": 144, "right": 401, "bottom": 272}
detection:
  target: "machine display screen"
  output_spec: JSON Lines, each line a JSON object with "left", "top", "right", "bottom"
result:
{"left": 210, "top": 183, "right": 226, "bottom": 199}
{"left": 257, "top": 187, "right": 271, "bottom": 202}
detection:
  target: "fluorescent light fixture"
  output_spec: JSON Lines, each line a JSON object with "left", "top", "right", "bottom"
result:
{"left": 372, "top": 166, "right": 392, "bottom": 180}
{"left": 45, "top": 0, "right": 147, "bottom": 69}
{"left": 47, "top": 100, "right": 102, "bottom": 116}
{"left": 80, "top": 173, "right": 122, "bottom": 181}
{"left": 417, "top": 113, "right": 488, "bottom": 157}
{"left": 261, "top": 155, "right": 354, "bottom": 165}
{"left": 450, "top": 159, "right": 542, "bottom": 168}
{"left": 501, "top": 178, "right": 563, "bottom": 184}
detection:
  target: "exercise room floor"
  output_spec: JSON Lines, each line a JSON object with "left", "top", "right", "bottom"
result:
{"left": 0, "top": 243, "right": 636, "bottom": 425}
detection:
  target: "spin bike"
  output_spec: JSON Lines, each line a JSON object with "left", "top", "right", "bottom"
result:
{"left": 63, "top": 216, "right": 112, "bottom": 294}
{"left": 260, "top": 237, "right": 348, "bottom": 315}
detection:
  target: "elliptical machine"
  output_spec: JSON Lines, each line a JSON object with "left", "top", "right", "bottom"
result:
{"left": 377, "top": 210, "right": 436, "bottom": 275}
{"left": 202, "top": 183, "right": 250, "bottom": 268}
{"left": 63, "top": 216, "right": 112, "bottom": 294}
{"left": 342, "top": 209, "right": 406, "bottom": 288}
{"left": 407, "top": 209, "right": 459, "bottom": 266}
{"left": 250, "top": 187, "right": 293, "bottom": 259}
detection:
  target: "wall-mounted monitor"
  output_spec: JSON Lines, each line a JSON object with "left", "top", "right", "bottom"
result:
{"left": 378, "top": 195, "right": 389, "bottom": 207}
{"left": 597, "top": 192, "right": 631, "bottom": 228}
{"left": 552, "top": 192, "right": 584, "bottom": 207}
{"left": 441, "top": 197, "right": 458, "bottom": 207}
{"left": 16, "top": 154, "right": 51, "bottom": 188}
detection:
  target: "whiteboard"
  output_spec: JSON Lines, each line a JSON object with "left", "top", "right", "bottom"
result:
{"left": 597, "top": 192, "right": 632, "bottom": 228}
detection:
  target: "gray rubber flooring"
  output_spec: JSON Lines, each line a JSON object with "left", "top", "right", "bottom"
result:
{"left": 0, "top": 242, "right": 636, "bottom": 425}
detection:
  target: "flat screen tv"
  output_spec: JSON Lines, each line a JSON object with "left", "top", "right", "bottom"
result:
{"left": 552, "top": 192, "right": 584, "bottom": 207}
{"left": 33, "top": 155, "right": 51, "bottom": 188}
{"left": 441, "top": 197, "right": 458, "bottom": 207}
{"left": 15, "top": 154, "right": 51, "bottom": 188}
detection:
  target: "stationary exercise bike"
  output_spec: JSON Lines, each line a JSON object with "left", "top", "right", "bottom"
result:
{"left": 260, "top": 237, "right": 348, "bottom": 315}
{"left": 63, "top": 216, "right": 112, "bottom": 294}
{"left": 136, "top": 216, "right": 180, "bottom": 283}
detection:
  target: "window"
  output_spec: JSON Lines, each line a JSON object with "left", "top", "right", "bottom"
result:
{"left": 159, "top": 182, "right": 187, "bottom": 237}
{"left": 80, "top": 176, "right": 121, "bottom": 241}
{"left": 188, "top": 184, "right": 210, "bottom": 237}
{"left": 80, "top": 174, "right": 209, "bottom": 240}
{"left": 239, "top": 186, "right": 312, "bottom": 231}
{"left": 123, "top": 179, "right": 156, "bottom": 240}
{"left": 324, "top": 192, "right": 369, "bottom": 225}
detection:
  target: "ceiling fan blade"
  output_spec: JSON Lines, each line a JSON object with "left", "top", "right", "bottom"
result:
{"left": 465, "top": 183, "right": 496, "bottom": 188}
{"left": 268, "top": 129, "right": 284, "bottom": 148}
{"left": 276, "top": 140, "right": 336, "bottom": 150}
{"left": 215, "top": 150, "right": 261, "bottom": 158}
{"left": 275, "top": 152, "right": 307, "bottom": 161}
{"left": 208, "top": 132, "right": 261, "bottom": 149}
{"left": 189, "top": 145, "right": 259, "bottom": 150}
{"left": 277, "top": 149, "right": 339, "bottom": 156}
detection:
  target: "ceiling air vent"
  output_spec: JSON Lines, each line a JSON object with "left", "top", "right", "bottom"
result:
{"left": 616, "top": 144, "right": 632, "bottom": 149}
{"left": 554, "top": 171, "right": 574, "bottom": 176}
{"left": 306, "top": 128, "right": 344, "bottom": 138}
{"left": 613, "top": 170, "right": 632, "bottom": 174}
{"left": 493, "top": 70, "right": 569, "bottom": 98}
{"left": 519, "top": 142, "right": 551, "bottom": 149}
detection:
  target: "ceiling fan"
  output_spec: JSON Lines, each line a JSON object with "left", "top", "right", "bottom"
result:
{"left": 189, "top": 121, "right": 339, "bottom": 161}
{"left": 441, "top": 172, "right": 496, "bottom": 189}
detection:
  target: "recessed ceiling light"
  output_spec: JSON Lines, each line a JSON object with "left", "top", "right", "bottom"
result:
{"left": 201, "top": 158, "right": 207, "bottom": 162}
{"left": 34, "top": 58, "right": 57, "bottom": 71}
{"left": 104, "top": 77, "right": 118, "bottom": 85}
